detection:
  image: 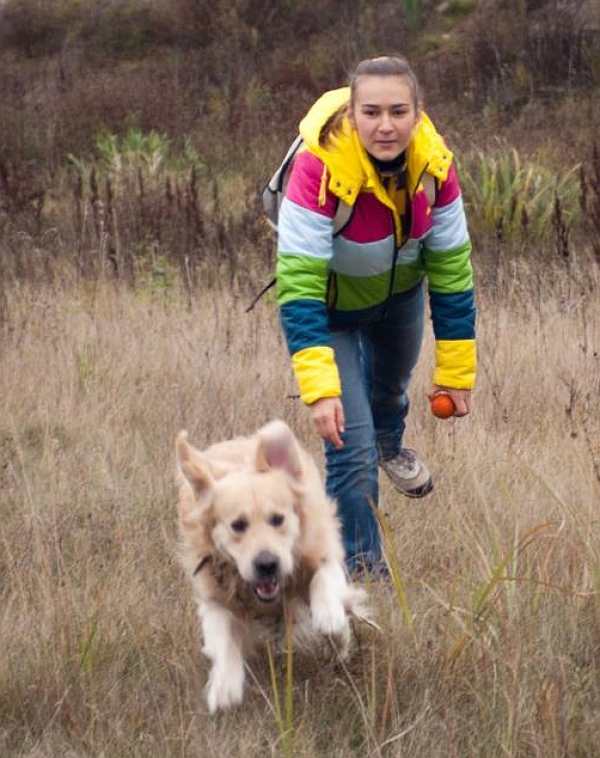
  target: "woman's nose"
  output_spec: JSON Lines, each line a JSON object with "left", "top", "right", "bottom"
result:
{"left": 378, "top": 113, "right": 393, "bottom": 130}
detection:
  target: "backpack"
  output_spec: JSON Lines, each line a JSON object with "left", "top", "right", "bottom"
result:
{"left": 261, "top": 135, "right": 353, "bottom": 234}
{"left": 246, "top": 136, "right": 353, "bottom": 312}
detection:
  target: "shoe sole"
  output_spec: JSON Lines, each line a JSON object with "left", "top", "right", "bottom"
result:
{"left": 381, "top": 473, "right": 435, "bottom": 498}
{"left": 399, "top": 477, "right": 434, "bottom": 498}
{"left": 350, "top": 567, "right": 391, "bottom": 583}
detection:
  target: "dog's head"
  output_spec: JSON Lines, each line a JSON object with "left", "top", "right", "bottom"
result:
{"left": 176, "top": 420, "right": 305, "bottom": 604}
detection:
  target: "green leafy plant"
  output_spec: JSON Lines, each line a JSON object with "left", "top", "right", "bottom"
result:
{"left": 66, "top": 128, "right": 211, "bottom": 287}
{"left": 459, "top": 143, "right": 581, "bottom": 241}
{"left": 71, "top": 128, "right": 206, "bottom": 182}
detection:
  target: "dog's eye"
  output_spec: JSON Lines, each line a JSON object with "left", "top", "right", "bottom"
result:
{"left": 231, "top": 518, "right": 249, "bottom": 534}
{"left": 270, "top": 514, "right": 284, "bottom": 528}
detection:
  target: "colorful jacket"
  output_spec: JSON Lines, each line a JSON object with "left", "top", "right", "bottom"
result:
{"left": 276, "top": 87, "right": 476, "bottom": 405}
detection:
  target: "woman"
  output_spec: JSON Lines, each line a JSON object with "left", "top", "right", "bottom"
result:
{"left": 276, "top": 55, "right": 476, "bottom": 576}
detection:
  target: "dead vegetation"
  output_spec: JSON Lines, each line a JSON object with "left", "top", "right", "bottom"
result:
{"left": 1, "top": 1, "right": 600, "bottom": 755}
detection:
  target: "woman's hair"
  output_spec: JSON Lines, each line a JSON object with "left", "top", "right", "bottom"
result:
{"left": 350, "top": 56, "right": 421, "bottom": 110}
{"left": 319, "top": 55, "right": 421, "bottom": 147}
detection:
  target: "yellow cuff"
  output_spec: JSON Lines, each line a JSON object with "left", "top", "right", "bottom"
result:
{"left": 292, "top": 346, "right": 341, "bottom": 405}
{"left": 434, "top": 339, "right": 477, "bottom": 389}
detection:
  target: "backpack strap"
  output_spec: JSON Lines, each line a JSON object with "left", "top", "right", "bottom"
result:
{"left": 262, "top": 134, "right": 305, "bottom": 231}
{"left": 245, "top": 277, "right": 276, "bottom": 313}
{"left": 332, "top": 198, "right": 353, "bottom": 235}
{"left": 247, "top": 198, "right": 354, "bottom": 313}
{"left": 248, "top": 174, "right": 435, "bottom": 312}
{"left": 250, "top": 142, "right": 355, "bottom": 312}
{"left": 422, "top": 173, "right": 437, "bottom": 206}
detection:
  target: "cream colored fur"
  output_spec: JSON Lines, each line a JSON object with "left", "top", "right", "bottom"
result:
{"left": 175, "top": 419, "right": 371, "bottom": 714}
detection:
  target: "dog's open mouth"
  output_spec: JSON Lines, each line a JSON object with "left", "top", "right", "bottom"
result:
{"left": 252, "top": 577, "right": 280, "bottom": 603}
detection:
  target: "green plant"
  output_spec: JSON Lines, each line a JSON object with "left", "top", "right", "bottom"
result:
{"left": 71, "top": 128, "right": 206, "bottom": 182}
{"left": 133, "top": 248, "right": 177, "bottom": 301}
{"left": 265, "top": 614, "right": 295, "bottom": 758}
{"left": 78, "top": 612, "right": 99, "bottom": 672}
{"left": 447, "top": 0, "right": 478, "bottom": 15}
{"left": 459, "top": 144, "right": 581, "bottom": 241}
{"left": 66, "top": 128, "right": 217, "bottom": 285}
{"left": 94, "top": 129, "right": 169, "bottom": 177}
{"left": 376, "top": 508, "right": 415, "bottom": 638}
{"left": 399, "top": 0, "right": 422, "bottom": 31}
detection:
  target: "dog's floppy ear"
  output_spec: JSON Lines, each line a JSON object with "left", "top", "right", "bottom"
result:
{"left": 254, "top": 420, "right": 303, "bottom": 480}
{"left": 176, "top": 430, "right": 215, "bottom": 509}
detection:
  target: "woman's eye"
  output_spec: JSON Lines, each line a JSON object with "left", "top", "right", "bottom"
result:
{"left": 231, "top": 518, "right": 248, "bottom": 533}
{"left": 270, "top": 514, "right": 284, "bottom": 528}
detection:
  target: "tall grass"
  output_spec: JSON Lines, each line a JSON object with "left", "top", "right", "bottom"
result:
{"left": 1, "top": 251, "right": 599, "bottom": 756}
{"left": 1, "top": 3, "right": 600, "bottom": 752}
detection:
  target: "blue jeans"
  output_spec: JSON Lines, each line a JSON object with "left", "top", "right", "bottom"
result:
{"left": 325, "top": 285, "right": 425, "bottom": 569}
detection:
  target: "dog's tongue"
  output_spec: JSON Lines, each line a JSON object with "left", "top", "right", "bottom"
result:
{"left": 255, "top": 577, "right": 279, "bottom": 602}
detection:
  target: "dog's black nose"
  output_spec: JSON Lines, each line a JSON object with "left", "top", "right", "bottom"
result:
{"left": 253, "top": 551, "right": 279, "bottom": 578}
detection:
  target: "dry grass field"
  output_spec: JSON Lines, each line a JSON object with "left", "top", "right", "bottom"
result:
{"left": 1, "top": 252, "right": 599, "bottom": 757}
{"left": 1, "top": 1, "right": 600, "bottom": 754}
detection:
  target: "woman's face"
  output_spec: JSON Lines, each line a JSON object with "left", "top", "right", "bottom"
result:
{"left": 350, "top": 75, "right": 419, "bottom": 161}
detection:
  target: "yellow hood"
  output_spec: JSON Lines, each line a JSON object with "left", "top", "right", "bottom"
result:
{"left": 298, "top": 86, "right": 453, "bottom": 205}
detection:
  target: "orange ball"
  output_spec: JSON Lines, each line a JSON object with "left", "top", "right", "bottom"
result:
{"left": 431, "top": 393, "right": 455, "bottom": 419}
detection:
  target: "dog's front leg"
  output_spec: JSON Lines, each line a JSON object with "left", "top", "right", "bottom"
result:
{"left": 309, "top": 561, "right": 350, "bottom": 645}
{"left": 199, "top": 601, "right": 245, "bottom": 714}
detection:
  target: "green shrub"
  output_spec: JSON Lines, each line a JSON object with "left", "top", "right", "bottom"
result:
{"left": 458, "top": 144, "right": 581, "bottom": 242}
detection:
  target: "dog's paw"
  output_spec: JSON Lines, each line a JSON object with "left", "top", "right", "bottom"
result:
{"left": 345, "top": 586, "right": 381, "bottom": 632}
{"left": 310, "top": 563, "right": 350, "bottom": 637}
{"left": 310, "top": 561, "right": 352, "bottom": 638}
{"left": 206, "top": 664, "right": 245, "bottom": 714}
{"left": 311, "top": 597, "right": 349, "bottom": 638}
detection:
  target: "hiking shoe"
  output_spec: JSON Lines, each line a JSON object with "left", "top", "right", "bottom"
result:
{"left": 379, "top": 448, "right": 434, "bottom": 498}
{"left": 349, "top": 560, "right": 390, "bottom": 584}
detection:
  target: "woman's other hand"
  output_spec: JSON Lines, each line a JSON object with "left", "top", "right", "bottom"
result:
{"left": 428, "top": 386, "right": 472, "bottom": 417}
{"left": 310, "top": 396, "right": 345, "bottom": 449}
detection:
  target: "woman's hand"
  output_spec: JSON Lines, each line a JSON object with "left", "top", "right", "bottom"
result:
{"left": 428, "top": 386, "right": 472, "bottom": 417}
{"left": 309, "top": 396, "right": 345, "bottom": 449}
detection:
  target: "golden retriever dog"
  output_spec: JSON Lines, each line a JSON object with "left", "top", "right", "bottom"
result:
{"left": 175, "top": 419, "right": 372, "bottom": 714}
